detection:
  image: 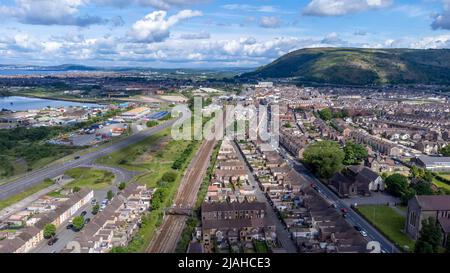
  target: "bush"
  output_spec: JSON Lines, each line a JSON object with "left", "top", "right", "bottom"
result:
{"left": 72, "top": 216, "right": 84, "bottom": 230}
{"left": 44, "top": 224, "right": 56, "bottom": 239}
{"left": 118, "top": 182, "right": 126, "bottom": 190}
{"left": 146, "top": 121, "right": 159, "bottom": 128}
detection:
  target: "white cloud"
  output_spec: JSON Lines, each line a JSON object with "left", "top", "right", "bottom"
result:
{"left": 303, "top": 0, "right": 392, "bottom": 16}
{"left": 129, "top": 9, "right": 202, "bottom": 43}
{"left": 431, "top": 0, "right": 450, "bottom": 30}
{"left": 221, "top": 4, "right": 278, "bottom": 13}
{"left": 258, "top": 16, "right": 281, "bottom": 28}
{"left": 0, "top": 0, "right": 105, "bottom": 26}
{"left": 179, "top": 31, "right": 210, "bottom": 40}
{"left": 93, "top": 0, "right": 206, "bottom": 10}
{"left": 411, "top": 34, "right": 450, "bottom": 49}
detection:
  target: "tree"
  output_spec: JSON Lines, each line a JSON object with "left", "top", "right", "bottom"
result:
{"left": 439, "top": 145, "right": 450, "bottom": 156}
{"left": 412, "top": 180, "right": 434, "bottom": 196}
{"left": 107, "top": 190, "right": 114, "bottom": 201}
{"left": 318, "top": 108, "right": 333, "bottom": 121}
{"left": 72, "top": 216, "right": 84, "bottom": 231}
{"left": 161, "top": 171, "right": 177, "bottom": 183}
{"left": 414, "top": 218, "right": 443, "bottom": 253}
{"left": 343, "top": 142, "right": 368, "bottom": 165}
{"left": 303, "top": 141, "right": 345, "bottom": 179}
{"left": 385, "top": 173, "right": 409, "bottom": 197}
{"left": 73, "top": 186, "right": 81, "bottom": 193}
{"left": 44, "top": 224, "right": 56, "bottom": 239}
{"left": 146, "top": 120, "right": 158, "bottom": 128}
{"left": 92, "top": 204, "right": 100, "bottom": 215}
{"left": 410, "top": 165, "right": 424, "bottom": 179}
{"left": 118, "top": 182, "right": 126, "bottom": 191}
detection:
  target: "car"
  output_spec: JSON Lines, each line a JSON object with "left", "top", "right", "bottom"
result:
{"left": 354, "top": 226, "right": 362, "bottom": 231}
{"left": 342, "top": 213, "right": 348, "bottom": 218}
{"left": 84, "top": 218, "right": 91, "bottom": 224}
{"left": 47, "top": 237, "right": 58, "bottom": 246}
{"left": 360, "top": 230, "right": 368, "bottom": 237}
{"left": 66, "top": 224, "right": 74, "bottom": 230}
{"left": 74, "top": 156, "right": 80, "bottom": 160}
{"left": 91, "top": 199, "right": 97, "bottom": 205}
{"left": 341, "top": 208, "right": 348, "bottom": 213}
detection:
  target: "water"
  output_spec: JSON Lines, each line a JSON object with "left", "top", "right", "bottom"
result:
{"left": 0, "top": 69, "right": 71, "bottom": 76}
{"left": 0, "top": 96, "right": 103, "bottom": 111}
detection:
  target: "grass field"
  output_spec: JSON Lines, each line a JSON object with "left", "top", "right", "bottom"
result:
{"left": 64, "top": 167, "right": 114, "bottom": 190}
{"left": 0, "top": 179, "right": 54, "bottom": 211}
{"left": 356, "top": 205, "right": 415, "bottom": 252}
{"left": 437, "top": 173, "right": 450, "bottom": 180}
{"left": 433, "top": 178, "right": 450, "bottom": 191}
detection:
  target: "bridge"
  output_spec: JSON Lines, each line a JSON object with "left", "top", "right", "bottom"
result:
{"left": 165, "top": 207, "right": 194, "bottom": 216}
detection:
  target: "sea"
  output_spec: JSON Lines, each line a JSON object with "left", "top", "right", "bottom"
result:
{"left": 0, "top": 96, "right": 102, "bottom": 111}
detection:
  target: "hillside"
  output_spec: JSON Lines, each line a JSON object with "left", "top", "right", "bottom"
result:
{"left": 242, "top": 48, "right": 450, "bottom": 85}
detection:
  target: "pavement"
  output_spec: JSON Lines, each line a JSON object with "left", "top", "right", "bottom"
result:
{"left": 0, "top": 110, "right": 187, "bottom": 201}
{"left": 277, "top": 146, "right": 400, "bottom": 253}
{"left": 233, "top": 141, "right": 298, "bottom": 253}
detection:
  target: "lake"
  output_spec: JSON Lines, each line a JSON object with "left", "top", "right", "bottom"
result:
{"left": 0, "top": 96, "right": 103, "bottom": 111}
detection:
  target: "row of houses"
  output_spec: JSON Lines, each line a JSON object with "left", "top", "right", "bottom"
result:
{"left": 65, "top": 184, "right": 152, "bottom": 253}
{"left": 238, "top": 139, "right": 368, "bottom": 253}
{"left": 201, "top": 139, "right": 275, "bottom": 253}
{"left": 0, "top": 189, "right": 94, "bottom": 253}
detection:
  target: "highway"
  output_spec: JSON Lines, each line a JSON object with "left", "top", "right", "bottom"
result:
{"left": 277, "top": 145, "right": 401, "bottom": 253}
{"left": 0, "top": 111, "right": 186, "bottom": 201}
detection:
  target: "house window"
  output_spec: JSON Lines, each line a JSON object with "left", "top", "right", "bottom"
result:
{"left": 410, "top": 211, "right": 416, "bottom": 227}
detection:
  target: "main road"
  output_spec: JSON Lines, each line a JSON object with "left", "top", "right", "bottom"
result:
{"left": 0, "top": 109, "right": 188, "bottom": 201}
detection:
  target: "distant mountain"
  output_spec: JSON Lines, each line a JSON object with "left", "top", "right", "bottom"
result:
{"left": 242, "top": 48, "right": 450, "bottom": 85}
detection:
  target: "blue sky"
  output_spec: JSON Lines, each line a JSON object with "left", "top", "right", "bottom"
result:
{"left": 1, "top": 0, "right": 450, "bottom": 68}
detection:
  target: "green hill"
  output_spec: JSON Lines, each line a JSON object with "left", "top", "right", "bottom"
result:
{"left": 243, "top": 48, "right": 450, "bottom": 85}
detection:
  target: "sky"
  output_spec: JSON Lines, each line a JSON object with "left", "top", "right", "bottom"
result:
{"left": 1, "top": 0, "right": 450, "bottom": 68}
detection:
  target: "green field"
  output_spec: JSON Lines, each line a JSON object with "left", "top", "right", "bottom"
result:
{"left": 433, "top": 178, "right": 450, "bottom": 191}
{"left": 64, "top": 167, "right": 115, "bottom": 190}
{"left": 356, "top": 205, "right": 415, "bottom": 252}
{"left": 0, "top": 179, "right": 55, "bottom": 211}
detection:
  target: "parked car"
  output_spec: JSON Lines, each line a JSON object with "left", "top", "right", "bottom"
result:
{"left": 341, "top": 208, "right": 348, "bottom": 213}
{"left": 66, "top": 224, "right": 74, "bottom": 230}
{"left": 80, "top": 211, "right": 87, "bottom": 217}
{"left": 360, "top": 230, "right": 368, "bottom": 237}
{"left": 48, "top": 237, "right": 58, "bottom": 246}
{"left": 91, "top": 199, "right": 97, "bottom": 205}
{"left": 354, "top": 226, "right": 362, "bottom": 231}
{"left": 74, "top": 156, "right": 80, "bottom": 160}
{"left": 84, "top": 218, "right": 91, "bottom": 224}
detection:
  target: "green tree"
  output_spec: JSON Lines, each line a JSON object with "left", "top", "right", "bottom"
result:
{"left": 439, "top": 145, "right": 450, "bottom": 156}
{"left": 385, "top": 173, "right": 409, "bottom": 197}
{"left": 43, "top": 224, "right": 56, "bottom": 239}
{"left": 92, "top": 204, "right": 100, "bottom": 215}
{"left": 118, "top": 182, "right": 126, "bottom": 191}
{"left": 107, "top": 190, "right": 114, "bottom": 201}
{"left": 72, "top": 216, "right": 85, "bottom": 231}
{"left": 318, "top": 108, "right": 333, "bottom": 121}
{"left": 146, "top": 120, "right": 158, "bottom": 128}
{"left": 303, "top": 141, "right": 345, "bottom": 179}
{"left": 410, "top": 165, "right": 424, "bottom": 179}
{"left": 343, "top": 142, "right": 368, "bottom": 165}
{"left": 412, "top": 180, "right": 435, "bottom": 196}
{"left": 161, "top": 171, "right": 177, "bottom": 183}
{"left": 73, "top": 186, "right": 81, "bottom": 193}
{"left": 414, "top": 218, "right": 443, "bottom": 253}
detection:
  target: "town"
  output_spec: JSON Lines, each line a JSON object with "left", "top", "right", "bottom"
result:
{"left": 1, "top": 72, "right": 449, "bottom": 255}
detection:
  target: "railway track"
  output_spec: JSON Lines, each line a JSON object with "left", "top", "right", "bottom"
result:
{"left": 146, "top": 138, "right": 217, "bottom": 253}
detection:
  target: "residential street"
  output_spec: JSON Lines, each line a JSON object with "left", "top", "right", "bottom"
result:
{"left": 232, "top": 141, "right": 298, "bottom": 253}
{"left": 278, "top": 146, "right": 400, "bottom": 253}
